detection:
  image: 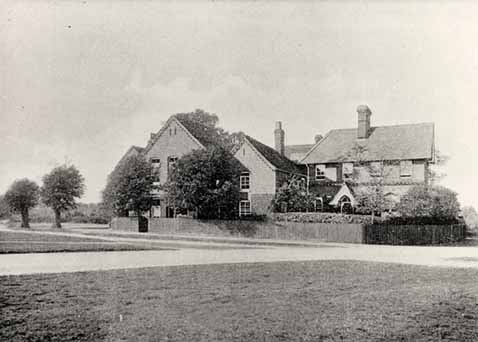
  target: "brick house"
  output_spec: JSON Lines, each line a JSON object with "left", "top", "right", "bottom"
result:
{"left": 117, "top": 114, "right": 235, "bottom": 218}
{"left": 300, "top": 105, "right": 435, "bottom": 211}
{"left": 234, "top": 122, "right": 307, "bottom": 216}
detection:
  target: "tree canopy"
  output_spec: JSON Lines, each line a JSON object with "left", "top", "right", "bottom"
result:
{"left": 102, "top": 154, "right": 155, "bottom": 218}
{"left": 270, "top": 176, "right": 313, "bottom": 213}
{"left": 174, "top": 109, "right": 244, "bottom": 152}
{"left": 395, "top": 185, "right": 460, "bottom": 222}
{"left": 41, "top": 164, "right": 85, "bottom": 228}
{"left": 4, "top": 178, "right": 40, "bottom": 228}
{"left": 165, "top": 146, "right": 241, "bottom": 219}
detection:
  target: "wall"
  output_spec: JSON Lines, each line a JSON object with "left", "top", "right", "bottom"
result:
{"left": 234, "top": 140, "right": 276, "bottom": 215}
{"left": 144, "top": 119, "right": 203, "bottom": 185}
{"left": 112, "top": 217, "right": 364, "bottom": 243}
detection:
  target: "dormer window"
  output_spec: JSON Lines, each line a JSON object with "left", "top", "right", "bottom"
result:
{"left": 400, "top": 160, "right": 412, "bottom": 177}
{"left": 315, "top": 164, "right": 326, "bottom": 180}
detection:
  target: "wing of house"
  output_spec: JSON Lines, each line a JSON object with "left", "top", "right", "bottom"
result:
{"left": 234, "top": 122, "right": 307, "bottom": 215}
{"left": 300, "top": 105, "right": 435, "bottom": 208}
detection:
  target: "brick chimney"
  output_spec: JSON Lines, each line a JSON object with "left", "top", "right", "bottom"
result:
{"left": 148, "top": 132, "right": 156, "bottom": 145}
{"left": 357, "top": 105, "right": 372, "bottom": 139}
{"left": 274, "top": 121, "right": 285, "bottom": 155}
{"left": 314, "top": 134, "right": 323, "bottom": 144}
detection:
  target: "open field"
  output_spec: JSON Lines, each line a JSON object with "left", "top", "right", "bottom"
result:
{"left": 0, "top": 231, "right": 162, "bottom": 254}
{"left": 2, "top": 260, "right": 478, "bottom": 341}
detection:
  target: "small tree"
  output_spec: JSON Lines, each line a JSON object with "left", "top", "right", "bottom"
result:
{"left": 4, "top": 179, "right": 40, "bottom": 228}
{"left": 165, "top": 146, "right": 241, "bottom": 219}
{"left": 463, "top": 206, "right": 478, "bottom": 231}
{"left": 271, "top": 176, "right": 313, "bottom": 213}
{"left": 396, "top": 185, "right": 460, "bottom": 222}
{"left": 102, "top": 154, "right": 154, "bottom": 223}
{"left": 41, "top": 165, "right": 85, "bottom": 228}
{"left": 345, "top": 143, "right": 392, "bottom": 222}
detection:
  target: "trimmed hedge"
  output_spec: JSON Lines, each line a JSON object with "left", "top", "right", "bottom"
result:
{"left": 272, "top": 212, "right": 382, "bottom": 225}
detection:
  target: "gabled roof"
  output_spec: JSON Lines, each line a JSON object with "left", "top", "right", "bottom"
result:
{"left": 301, "top": 123, "right": 435, "bottom": 164}
{"left": 174, "top": 115, "right": 222, "bottom": 149}
{"left": 284, "top": 144, "right": 314, "bottom": 160}
{"left": 244, "top": 135, "right": 306, "bottom": 175}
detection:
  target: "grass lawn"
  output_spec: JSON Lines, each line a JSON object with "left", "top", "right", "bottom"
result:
{"left": 2, "top": 261, "right": 478, "bottom": 341}
{"left": 0, "top": 231, "right": 161, "bottom": 254}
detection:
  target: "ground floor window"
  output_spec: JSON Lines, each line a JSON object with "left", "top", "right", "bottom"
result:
{"left": 239, "top": 200, "right": 251, "bottom": 216}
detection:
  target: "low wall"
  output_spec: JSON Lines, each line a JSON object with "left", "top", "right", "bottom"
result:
{"left": 364, "top": 224, "right": 466, "bottom": 245}
{"left": 111, "top": 217, "right": 364, "bottom": 243}
{"left": 110, "top": 217, "right": 138, "bottom": 232}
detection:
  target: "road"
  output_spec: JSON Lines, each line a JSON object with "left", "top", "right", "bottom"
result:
{"left": 2, "top": 237, "right": 478, "bottom": 275}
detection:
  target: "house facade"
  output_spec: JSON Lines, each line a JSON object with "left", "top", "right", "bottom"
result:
{"left": 300, "top": 105, "right": 435, "bottom": 210}
{"left": 234, "top": 122, "right": 307, "bottom": 215}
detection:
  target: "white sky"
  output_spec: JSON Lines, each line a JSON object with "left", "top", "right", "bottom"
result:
{"left": 1, "top": 1, "right": 477, "bottom": 208}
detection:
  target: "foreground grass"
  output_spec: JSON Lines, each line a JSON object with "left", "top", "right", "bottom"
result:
{"left": 0, "top": 231, "right": 159, "bottom": 254}
{"left": 2, "top": 261, "right": 478, "bottom": 341}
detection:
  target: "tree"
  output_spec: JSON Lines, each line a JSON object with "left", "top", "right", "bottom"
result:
{"left": 4, "top": 179, "right": 40, "bottom": 228}
{"left": 165, "top": 146, "right": 241, "bottom": 219}
{"left": 102, "top": 154, "right": 155, "bottom": 222}
{"left": 462, "top": 206, "right": 478, "bottom": 231}
{"left": 271, "top": 176, "right": 313, "bottom": 213}
{"left": 345, "top": 143, "right": 392, "bottom": 222}
{"left": 396, "top": 185, "right": 460, "bottom": 221}
{"left": 41, "top": 165, "right": 85, "bottom": 228}
{"left": 174, "top": 109, "right": 244, "bottom": 152}
{"left": 0, "top": 195, "right": 10, "bottom": 219}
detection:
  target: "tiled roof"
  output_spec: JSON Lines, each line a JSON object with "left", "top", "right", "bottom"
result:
{"left": 245, "top": 135, "right": 306, "bottom": 175}
{"left": 284, "top": 144, "right": 314, "bottom": 160}
{"left": 301, "top": 123, "right": 434, "bottom": 164}
{"left": 174, "top": 116, "right": 222, "bottom": 148}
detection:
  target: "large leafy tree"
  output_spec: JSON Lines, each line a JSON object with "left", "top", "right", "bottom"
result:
{"left": 396, "top": 185, "right": 460, "bottom": 221}
{"left": 271, "top": 176, "right": 313, "bottom": 213}
{"left": 102, "top": 154, "right": 155, "bottom": 220}
{"left": 4, "top": 179, "right": 40, "bottom": 228}
{"left": 174, "top": 109, "right": 244, "bottom": 151}
{"left": 41, "top": 165, "right": 85, "bottom": 228}
{"left": 165, "top": 146, "right": 241, "bottom": 219}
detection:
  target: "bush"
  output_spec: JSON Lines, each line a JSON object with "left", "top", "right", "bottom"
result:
{"left": 273, "top": 212, "right": 382, "bottom": 224}
{"left": 396, "top": 185, "right": 460, "bottom": 221}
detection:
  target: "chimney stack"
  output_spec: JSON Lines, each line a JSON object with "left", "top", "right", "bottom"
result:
{"left": 148, "top": 132, "right": 156, "bottom": 145}
{"left": 274, "top": 121, "right": 285, "bottom": 155}
{"left": 357, "top": 105, "right": 372, "bottom": 139}
{"left": 314, "top": 134, "right": 323, "bottom": 144}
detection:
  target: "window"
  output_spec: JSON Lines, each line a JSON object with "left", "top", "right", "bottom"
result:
{"left": 240, "top": 173, "right": 250, "bottom": 190}
{"left": 151, "top": 158, "right": 161, "bottom": 168}
{"left": 315, "top": 164, "right": 326, "bottom": 180}
{"left": 174, "top": 127, "right": 177, "bottom": 135}
{"left": 343, "top": 162, "right": 354, "bottom": 179}
{"left": 400, "top": 160, "right": 412, "bottom": 177}
{"left": 239, "top": 201, "right": 251, "bottom": 216}
{"left": 168, "top": 156, "right": 178, "bottom": 169}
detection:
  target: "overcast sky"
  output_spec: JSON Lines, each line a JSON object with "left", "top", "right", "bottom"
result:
{"left": 1, "top": 1, "right": 477, "bottom": 208}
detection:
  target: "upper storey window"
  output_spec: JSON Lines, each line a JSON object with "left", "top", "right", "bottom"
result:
{"left": 400, "top": 160, "right": 412, "bottom": 177}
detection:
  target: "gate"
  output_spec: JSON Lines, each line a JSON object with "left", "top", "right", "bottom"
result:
{"left": 138, "top": 215, "right": 148, "bottom": 233}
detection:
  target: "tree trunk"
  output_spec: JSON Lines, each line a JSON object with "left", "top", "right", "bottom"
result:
{"left": 53, "top": 209, "right": 62, "bottom": 228}
{"left": 21, "top": 208, "right": 30, "bottom": 229}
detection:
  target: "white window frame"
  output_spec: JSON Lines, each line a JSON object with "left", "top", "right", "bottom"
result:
{"left": 400, "top": 160, "right": 412, "bottom": 177}
{"left": 240, "top": 173, "right": 250, "bottom": 190}
{"left": 315, "top": 164, "right": 326, "bottom": 180}
{"left": 151, "top": 158, "right": 161, "bottom": 168}
{"left": 342, "top": 162, "right": 354, "bottom": 180}
{"left": 239, "top": 200, "right": 251, "bottom": 216}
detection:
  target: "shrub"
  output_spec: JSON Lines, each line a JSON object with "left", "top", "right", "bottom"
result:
{"left": 396, "top": 185, "right": 460, "bottom": 221}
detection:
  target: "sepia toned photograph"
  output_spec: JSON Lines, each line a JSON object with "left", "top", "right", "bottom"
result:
{"left": 1, "top": 1, "right": 478, "bottom": 341}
